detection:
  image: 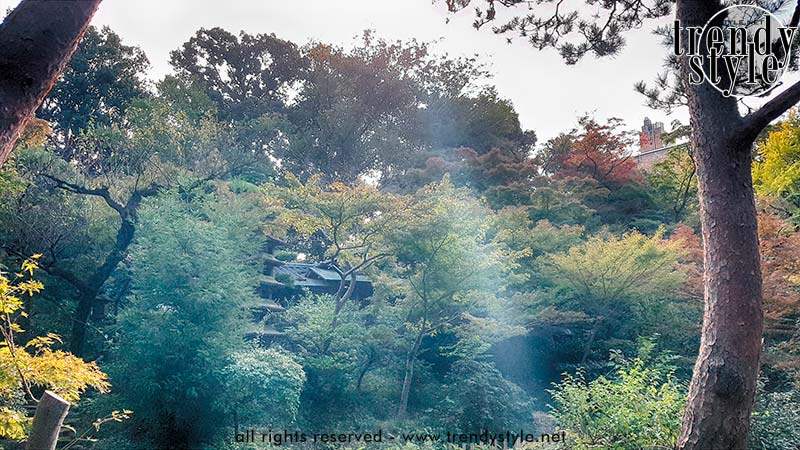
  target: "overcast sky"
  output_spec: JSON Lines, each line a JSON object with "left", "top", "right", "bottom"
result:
{"left": 3, "top": 0, "right": 691, "bottom": 142}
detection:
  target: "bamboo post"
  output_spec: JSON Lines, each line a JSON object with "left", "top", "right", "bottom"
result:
{"left": 26, "top": 390, "right": 70, "bottom": 450}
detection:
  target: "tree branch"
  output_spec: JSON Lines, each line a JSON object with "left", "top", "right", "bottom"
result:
{"left": 41, "top": 174, "right": 126, "bottom": 215}
{"left": 738, "top": 79, "right": 800, "bottom": 142}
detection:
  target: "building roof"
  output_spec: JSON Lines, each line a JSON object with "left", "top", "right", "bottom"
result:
{"left": 263, "top": 254, "right": 286, "bottom": 266}
{"left": 634, "top": 142, "right": 688, "bottom": 157}
{"left": 261, "top": 299, "right": 286, "bottom": 311}
{"left": 274, "top": 262, "right": 371, "bottom": 285}
{"left": 266, "top": 235, "right": 287, "bottom": 246}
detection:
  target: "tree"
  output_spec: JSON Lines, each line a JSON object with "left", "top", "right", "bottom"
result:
{"left": 493, "top": 209, "right": 584, "bottom": 290}
{"left": 280, "top": 294, "right": 394, "bottom": 428}
{"left": 540, "top": 117, "right": 640, "bottom": 189}
{"left": 0, "top": 0, "right": 103, "bottom": 165}
{"left": 107, "top": 190, "right": 264, "bottom": 449}
{"left": 755, "top": 211, "right": 800, "bottom": 347}
{"left": 284, "top": 35, "right": 429, "bottom": 183}
{"left": 170, "top": 27, "right": 307, "bottom": 122}
{"left": 0, "top": 256, "right": 109, "bottom": 440}
{"left": 266, "top": 174, "right": 407, "bottom": 341}
{"left": 287, "top": 33, "right": 528, "bottom": 184}
{"left": 540, "top": 229, "right": 690, "bottom": 364}
{"left": 1, "top": 141, "right": 160, "bottom": 356}
{"left": 435, "top": 359, "right": 531, "bottom": 434}
{"left": 6, "top": 90, "right": 274, "bottom": 356}
{"left": 418, "top": 88, "right": 535, "bottom": 155}
{"left": 401, "top": 146, "right": 542, "bottom": 208}
{"left": 547, "top": 339, "right": 685, "bottom": 450}
{"left": 383, "top": 179, "right": 519, "bottom": 418}
{"left": 442, "top": 1, "right": 800, "bottom": 445}
{"left": 221, "top": 347, "right": 305, "bottom": 434}
{"left": 753, "top": 111, "right": 800, "bottom": 221}
{"left": 37, "top": 25, "right": 150, "bottom": 154}
{"left": 645, "top": 145, "right": 697, "bottom": 223}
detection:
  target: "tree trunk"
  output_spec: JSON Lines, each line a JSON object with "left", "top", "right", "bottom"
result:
{"left": 70, "top": 215, "right": 136, "bottom": 356}
{"left": 677, "top": 123, "right": 763, "bottom": 450}
{"left": 69, "top": 289, "right": 98, "bottom": 356}
{"left": 676, "top": 2, "right": 764, "bottom": 448}
{"left": 579, "top": 317, "right": 601, "bottom": 365}
{"left": 356, "top": 349, "right": 375, "bottom": 392}
{"left": 397, "top": 353, "right": 416, "bottom": 419}
{"left": 323, "top": 271, "right": 357, "bottom": 354}
{"left": 26, "top": 390, "right": 70, "bottom": 450}
{"left": 0, "top": 0, "right": 103, "bottom": 165}
{"left": 397, "top": 326, "right": 424, "bottom": 419}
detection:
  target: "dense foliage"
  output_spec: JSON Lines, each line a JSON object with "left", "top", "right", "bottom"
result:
{"left": 0, "top": 22, "right": 799, "bottom": 450}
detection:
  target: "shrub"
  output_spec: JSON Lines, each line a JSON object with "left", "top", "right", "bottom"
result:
{"left": 546, "top": 342, "right": 685, "bottom": 450}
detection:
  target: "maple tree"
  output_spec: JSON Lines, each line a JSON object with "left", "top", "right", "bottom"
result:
{"left": 0, "top": 256, "right": 109, "bottom": 440}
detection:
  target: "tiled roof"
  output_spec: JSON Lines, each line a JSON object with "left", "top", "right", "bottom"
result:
{"left": 274, "top": 263, "right": 371, "bottom": 285}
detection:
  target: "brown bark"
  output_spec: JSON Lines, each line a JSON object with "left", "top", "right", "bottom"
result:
{"left": 675, "top": 1, "right": 771, "bottom": 448}
{"left": 0, "top": 0, "right": 103, "bottom": 165}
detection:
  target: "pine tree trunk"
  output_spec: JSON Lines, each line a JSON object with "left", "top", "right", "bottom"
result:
{"left": 676, "top": 3, "right": 764, "bottom": 448}
{"left": 676, "top": 118, "right": 763, "bottom": 450}
{"left": 0, "top": 0, "right": 102, "bottom": 164}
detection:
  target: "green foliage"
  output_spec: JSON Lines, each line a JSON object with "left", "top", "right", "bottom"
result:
{"left": 493, "top": 208, "right": 584, "bottom": 289}
{"left": 170, "top": 27, "right": 306, "bottom": 122}
{"left": 280, "top": 294, "right": 397, "bottom": 428}
{"left": 436, "top": 360, "right": 532, "bottom": 433}
{"left": 543, "top": 229, "right": 686, "bottom": 305}
{"left": 38, "top": 25, "right": 150, "bottom": 138}
{"left": 380, "top": 179, "right": 527, "bottom": 418}
{"left": 266, "top": 173, "right": 406, "bottom": 267}
{"left": 645, "top": 145, "right": 697, "bottom": 223}
{"left": 221, "top": 347, "right": 305, "bottom": 427}
{"left": 0, "top": 257, "right": 109, "bottom": 440}
{"left": 749, "top": 378, "right": 800, "bottom": 450}
{"left": 282, "top": 294, "right": 365, "bottom": 370}
{"left": 273, "top": 250, "right": 298, "bottom": 262}
{"left": 536, "top": 229, "right": 694, "bottom": 364}
{"left": 547, "top": 341, "right": 685, "bottom": 450}
{"left": 388, "top": 178, "right": 514, "bottom": 297}
{"left": 107, "top": 190, "right": 264, "bottom": 448}
{"left": 754, "top": 111, "right": 800, "bottom": 222}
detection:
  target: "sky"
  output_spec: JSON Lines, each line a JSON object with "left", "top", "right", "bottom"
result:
{"left": 2, "top": 0, "right": 691, "bottom": 142}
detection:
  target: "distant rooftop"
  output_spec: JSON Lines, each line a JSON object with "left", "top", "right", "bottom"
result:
{"left": 634, "top": 142, "right": 688, "bottom": 157}
{"left": 275, "top": 262, "right": 370, "bottom": 284}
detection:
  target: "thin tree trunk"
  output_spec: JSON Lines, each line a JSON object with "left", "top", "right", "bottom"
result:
{"left": 579, "top": 319, "right": 601, "bottom": 365}
{"left": 397, "top": 325, "right": 425, "bottom": 419}
{"left": 323, "top": 271, "right": 357, "bottom": 353}
{"left": 356, "top": 348, "right": 375, "bottom": 392}
{"left": 0, "top": 0, "right": 103, "bottom": 164}
{"left": 69, "top": 216, "right": 135, "bottom": 356}
{"left": 677, "top": 131, "right": 763, "bottom": 450}
{"left": 676, "top": 2, "right": 764, "bottom": 448}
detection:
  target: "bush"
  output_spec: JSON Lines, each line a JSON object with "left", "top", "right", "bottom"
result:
{"left": 546, "top": 342, "right": 685, "bottom": 450}
{"left": 436, "top": 360, "right": 532, "bottom": 434}
{"left": 749, "top": 379, "right": 800, "bottom": 450}
{"left": 106, "top": 192, "right": 264, "bottom": 448}
{"left": 221, "top": 347, "right": 306, "bottom": 428}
